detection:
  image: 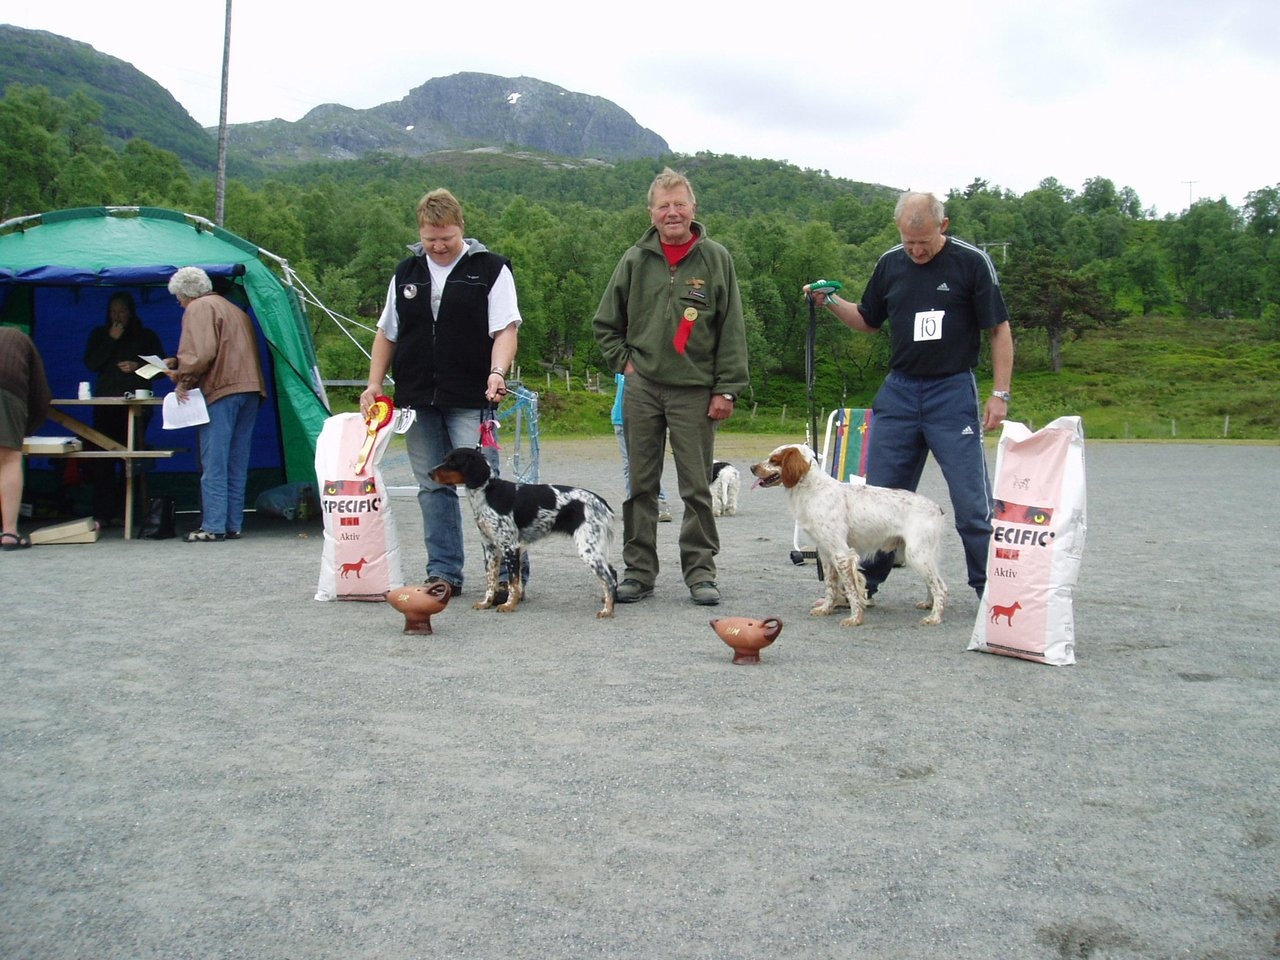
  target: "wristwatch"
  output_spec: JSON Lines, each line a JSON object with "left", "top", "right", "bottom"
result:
{"left": 991, "top": 390, "right": 1011, "bottom": 402}
{"left": 720, "top": 393, "right": 735, "bottom": 402}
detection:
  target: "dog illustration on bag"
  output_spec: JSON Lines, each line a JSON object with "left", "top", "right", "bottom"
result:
{"left": 990, "top": 600, "right": 1022, "bottom": 625}
{"left": 339, "top": 557, "right": 369, "bottom": 579}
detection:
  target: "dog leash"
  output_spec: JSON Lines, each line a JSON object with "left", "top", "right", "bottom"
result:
{"left": 479, "top": 404, "right": 500, "bottom": 449}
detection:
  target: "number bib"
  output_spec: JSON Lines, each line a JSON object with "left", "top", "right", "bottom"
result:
{"left": 914, "top": 309, "right": 944, "bottom": 341}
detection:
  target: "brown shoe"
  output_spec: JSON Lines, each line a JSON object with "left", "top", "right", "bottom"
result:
{"left": 616, "top": 579, "right": 654, "bottom": 603}
{"left": 689, "top": 581, "right": 721, "bottom": 606}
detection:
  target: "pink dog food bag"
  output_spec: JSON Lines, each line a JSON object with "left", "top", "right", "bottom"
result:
{"left": 314, "top": 413, "right": 403, "bottom": 602}
{"left": 969, "top": 416, "right": 1087, "bottom": 665}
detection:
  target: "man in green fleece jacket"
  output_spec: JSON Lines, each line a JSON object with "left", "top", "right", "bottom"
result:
{"left": 593, "top": 168, "right": 750, "bottom": 607}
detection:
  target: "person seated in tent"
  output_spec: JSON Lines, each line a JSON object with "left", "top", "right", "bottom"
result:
{"left": 82, "top": 292, "right": 166, "bottom": 527}
{"left": 0, "top": 326, "right": 52, "bottom": 551}
{"left": 165, "top": 267, "right": 267, "bottom": 542}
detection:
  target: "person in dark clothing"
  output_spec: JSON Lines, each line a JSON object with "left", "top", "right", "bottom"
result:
{"left": 82, "top": 293, "right": 165, "bottom": 526}
{"left": 360, "top": 188, "right": 521, "bottom": 597}
{"left": 1, "top": 326, "right": 52, "bottom": 550}
{"left": 806, "top": 191, "right": 1014, "bottom": 598}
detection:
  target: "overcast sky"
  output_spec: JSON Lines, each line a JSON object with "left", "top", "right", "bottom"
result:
{"left": 8, "top": 0, "right": 1278, "bottom": 219}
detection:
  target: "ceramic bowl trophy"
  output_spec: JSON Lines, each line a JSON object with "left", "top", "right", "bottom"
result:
{"left": 386, "top": 580, "right": 451, "bottom": 635}
{"left": 710, "top": 616, "right": 783, "bottom": 665}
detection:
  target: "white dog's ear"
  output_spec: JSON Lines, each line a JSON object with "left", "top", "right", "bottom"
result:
{"left": 780, "top": 447, "right": 809, "bottom": 488}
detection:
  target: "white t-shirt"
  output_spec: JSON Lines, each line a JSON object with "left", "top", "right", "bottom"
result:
{"left": 376, "top": 245, "right": 521, "bottom": 342}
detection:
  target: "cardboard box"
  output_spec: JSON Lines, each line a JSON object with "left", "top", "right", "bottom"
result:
{"left": 23, "top": 436, "right": 84, "bottom": 455}
{"left": 28, "top": 518, "right": 100, "bottom": 545}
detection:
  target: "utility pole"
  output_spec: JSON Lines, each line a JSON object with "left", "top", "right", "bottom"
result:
{"left": 215, "top": 0, "right": 232, "bottom": 226}
{"left": 980, "top": 241, "right": 1010, "bottom": 263}
{"left": 1182, "top": 180, "right": 1198, "bottom": 211}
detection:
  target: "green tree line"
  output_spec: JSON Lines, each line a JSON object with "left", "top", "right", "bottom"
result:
{"left": 3, "top": 82, "right": 1278, "bottom": 417}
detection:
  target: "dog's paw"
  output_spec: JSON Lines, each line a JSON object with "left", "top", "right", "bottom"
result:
{"left": 840, "top": 608, "right": 866, "bottom": 627}
{"left": 919, "top": 613, "right": 943, "bottom": 626}
{"left": 496, "top": 600, "right": 518, "bottom": 613}
{"left": 472, "top": 599, "right": 493, "bottom": 610}
{"left": 810, "top": 601, "right": 835, "bottom": 616}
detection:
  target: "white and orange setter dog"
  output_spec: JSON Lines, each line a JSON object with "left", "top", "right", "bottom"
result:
{"left": 750, "top": 444, "right": 947, "bottom": 626}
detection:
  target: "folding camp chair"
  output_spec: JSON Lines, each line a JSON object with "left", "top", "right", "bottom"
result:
{"left": 789, "top": 407, "right": 873, "bottom": 575}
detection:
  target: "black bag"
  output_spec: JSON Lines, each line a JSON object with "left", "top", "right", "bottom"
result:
{"left": 139, "top": 497, "right": 176, "bottom": 540}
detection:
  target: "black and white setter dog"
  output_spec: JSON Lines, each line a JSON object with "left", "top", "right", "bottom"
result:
{"left": 428, "top": 447, "right": 617, "bottom": 618}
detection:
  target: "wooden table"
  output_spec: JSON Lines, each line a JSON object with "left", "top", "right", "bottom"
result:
{"left": 37, "top": 398, "right": 176, "bottom": 540}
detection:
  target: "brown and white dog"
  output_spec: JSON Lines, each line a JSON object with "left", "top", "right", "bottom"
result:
{"left": 750, "top": 443, "right": 946, "bottom": 626}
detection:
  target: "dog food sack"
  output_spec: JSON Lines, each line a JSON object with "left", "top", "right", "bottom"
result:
{"left": 969, "top": 415, "right": 1087, "bottom": 665}
{"left": 314, "top": 412, "right": 403, "bottom": 601}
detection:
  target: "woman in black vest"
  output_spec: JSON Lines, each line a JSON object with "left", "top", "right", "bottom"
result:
{"left": 360, "top": 188, "right": 522, "bottom": 597}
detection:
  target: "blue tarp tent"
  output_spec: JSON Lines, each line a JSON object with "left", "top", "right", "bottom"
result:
{"left": 0, "top": 206, "right": 331, "bottom": 513}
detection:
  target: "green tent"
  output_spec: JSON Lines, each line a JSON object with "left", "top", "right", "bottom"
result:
{"left": 0, "top": 206, "right": 330, "bottom": 511}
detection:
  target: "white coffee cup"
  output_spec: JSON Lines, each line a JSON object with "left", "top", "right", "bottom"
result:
{"left": 78, "top": 381, "right": 92, "bottom": 399}
{"left": 133, "top": 389, "right": 154, "bottom": 400}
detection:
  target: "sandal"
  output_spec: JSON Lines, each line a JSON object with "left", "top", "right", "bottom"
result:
{"left": 1, "top": 532, "right": 31, "bottom": 551}
{"left": 184, "top": 529, "right": 225, "bottom": 542}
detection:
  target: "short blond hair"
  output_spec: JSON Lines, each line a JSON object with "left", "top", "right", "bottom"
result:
{"left": 895, "top": 192, "right": 945, "bottom": 230}
{"left": 647, "top": 167, "right": 696, "bottom": 208}
{"left": 416, "top": 188, "right": 465, "bottom": 229}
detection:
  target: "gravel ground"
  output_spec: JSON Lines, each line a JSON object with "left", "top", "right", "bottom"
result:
{"left": 2, "top": 434, "right": 1277, "bottom": 959}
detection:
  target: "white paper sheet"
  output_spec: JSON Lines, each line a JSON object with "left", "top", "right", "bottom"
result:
{"left": 135, "top": 354, "right": 170, "bottom": 380}
{"left": 162, "top": 388, "right": 210, "bottom": 429}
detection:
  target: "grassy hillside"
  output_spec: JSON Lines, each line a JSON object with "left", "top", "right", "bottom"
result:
{"left": 0, "top": 25, "right": 218, "bottom": 170}
{"left": 1007, "top": 315, "right": 1278, "bottom": 440}
{"left": 330, "top": 315, "right": 1278, "bottom": 443}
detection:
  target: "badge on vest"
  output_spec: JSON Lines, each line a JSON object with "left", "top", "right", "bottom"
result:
{"left": 403, "top": 284, "right": 419, "bottom": 300}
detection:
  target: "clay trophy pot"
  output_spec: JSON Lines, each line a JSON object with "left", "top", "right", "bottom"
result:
{"left": 386, "top": 581, "right": 451, "bottom": 635}
{"left": 710, "top": 616, "right": 783, "bottom": 665}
